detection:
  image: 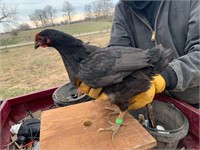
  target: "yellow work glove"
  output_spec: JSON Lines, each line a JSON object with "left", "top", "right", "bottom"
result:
{"left": 78, "top": 82, "right": 109, "bottom": 101}
{"left": 128, "top": 74, "right": 165, "bottom": 110}
{"left": 77, "top": 74, "right": 165, "bottom": 108}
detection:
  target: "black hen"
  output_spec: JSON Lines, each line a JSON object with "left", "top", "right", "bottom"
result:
{"left": 34, "top": 29, "right": 171, "bottom": 139}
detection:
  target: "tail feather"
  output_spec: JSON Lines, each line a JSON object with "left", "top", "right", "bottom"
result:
{"left": 147, "top": 44, "right": 172, "bottom": 74}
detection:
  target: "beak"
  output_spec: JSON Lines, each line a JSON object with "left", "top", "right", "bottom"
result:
{"left": 34, "top": 43, "right": 40, "bottom": 49}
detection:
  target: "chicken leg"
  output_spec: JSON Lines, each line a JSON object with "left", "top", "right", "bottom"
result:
{"left": 97, "top": 110, "right": 127, "bottom": 140}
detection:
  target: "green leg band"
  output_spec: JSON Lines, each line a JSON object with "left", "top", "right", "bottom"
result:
{"left": 116, "top": 118, "right": 123, "bottom": 124}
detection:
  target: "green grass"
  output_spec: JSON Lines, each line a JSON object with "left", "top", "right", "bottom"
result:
{"left": 0, "top": 21, "right": 112, "bottom": 46}
{"left": 0, "top": 36, "right": 18, "bottom": 45}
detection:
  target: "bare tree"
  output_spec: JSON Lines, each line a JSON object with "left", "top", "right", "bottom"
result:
{"left": 30, "top": 5, "right": 57, "bottom": 28}
{"left": 35, "top": 9, "right": 45, "bottom": 27}
{"left": 41, "top": 9, "right": 49, "bottom": 26}
{"left": 32, "top": 9, "right": 48, "bottom": 27}
{"left": 62, "top": 1, "right": 75, "bottom": 24}
{"left": 29, "top": 13, "right": 40, "bottom": 28}
{"left": 87, "top": 0, "right": 113, "bottom": 21}
{"left": 44, "top": 5, "right": 56, "bottom": 25}
{"left": 91, "top": 1, "right": 102, "bottom": 20}
{"left": 99, "top": 0, "right": 113, "bottom": 20}
{"left": 0, "top": 0, "right": 18, "bottom": 30}
{"left": 84, "top": 4, "right": 92, "bottom": 21}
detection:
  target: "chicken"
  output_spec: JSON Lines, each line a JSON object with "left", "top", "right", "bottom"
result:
{"left": 34, "top": 29, "right": 171, "bottom": 139}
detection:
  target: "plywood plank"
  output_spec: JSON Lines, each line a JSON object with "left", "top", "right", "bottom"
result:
{"left": 40, "top": 100, "right": 156, "bottom": 150}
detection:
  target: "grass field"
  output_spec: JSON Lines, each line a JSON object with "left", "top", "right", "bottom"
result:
{"left": 0, "top": 32, "right": 110, "bottom": 99}
{"left": 0, "top": 21, "right": 112, "bottom": 46}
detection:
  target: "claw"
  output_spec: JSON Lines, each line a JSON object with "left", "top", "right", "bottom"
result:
{"left": 97, "top": 121, "right": 125, "bottom": 140}
{"left": 112, "top": 124, "right": 120, "bottom": 140}
{"left": 98, "top": 110, "right": 127, "bottom": 140}
{"left": 97, "top": 123, "right": 121, "bottom": 140}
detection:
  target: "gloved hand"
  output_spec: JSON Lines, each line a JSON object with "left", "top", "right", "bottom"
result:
{"left": 128, "top": 74, "right": 165, "bottom": 110}
{"left": 78, "top": 82, "right": 109, "bottom": 101}
{"left": 77, "top": 74, "right": 165, "bottom": 108}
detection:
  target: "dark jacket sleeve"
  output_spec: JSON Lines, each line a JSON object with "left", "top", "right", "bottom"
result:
{"left": 169, "top": 0, "right": 200, "bottom": 92}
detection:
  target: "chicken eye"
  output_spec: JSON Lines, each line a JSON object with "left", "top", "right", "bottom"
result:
{"left": 37, "top": 37, "right": 42, "bottom": 41}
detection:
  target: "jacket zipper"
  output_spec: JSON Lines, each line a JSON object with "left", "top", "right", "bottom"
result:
{"left": 131, "top": 0, "right": 164, "bottom": 45}
{"left": 151, "top": 31, "right": 156, "bottom": 42}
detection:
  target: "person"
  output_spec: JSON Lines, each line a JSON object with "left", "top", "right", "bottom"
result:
{"left": 106, "top": 0, "right": 200, "bottom": 106}
{"left": 77, "top": 0, "right": 199, "bottom": 109}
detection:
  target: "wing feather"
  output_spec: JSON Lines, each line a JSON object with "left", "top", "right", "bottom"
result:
{"left": 78, "top": 46, "right": 150, "bottom": 87}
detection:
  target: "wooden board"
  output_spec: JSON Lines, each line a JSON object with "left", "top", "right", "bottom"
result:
{"left": 40, "top": 100, "right": 156, "bottom": 150}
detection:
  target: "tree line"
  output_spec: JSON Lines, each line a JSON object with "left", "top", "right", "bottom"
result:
{"left": 29, "top": 0, "right": 114, "bottom": 28}
{"left": 84, "top": 0, "right": 113, "bottom": 21}
{"left": 0, "top": 0, "right": 114, "bottom": 33}
{"left": 29, "top": 5, "right": 57, "bottom": 28}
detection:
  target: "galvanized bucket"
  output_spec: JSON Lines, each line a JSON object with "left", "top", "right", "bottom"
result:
{"left": 129, "top": 100, "right": 189, "bottom": 149}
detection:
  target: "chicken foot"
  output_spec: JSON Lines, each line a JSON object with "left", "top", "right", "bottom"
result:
{"left": 97, "top": 110, "right": 127, "bottom": 140}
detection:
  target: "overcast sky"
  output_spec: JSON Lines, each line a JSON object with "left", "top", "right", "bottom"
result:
{"left": 0, "top": 0, "right": 118, "bottom": 33}
{"left": 1, "top": 0, "right": 118, "bottom": 33}
{"left": 5, "top": 0, "right": 102, "bottom": 22}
